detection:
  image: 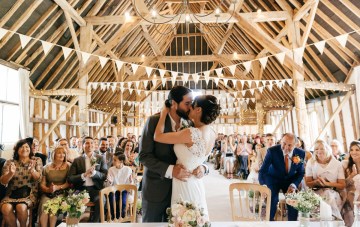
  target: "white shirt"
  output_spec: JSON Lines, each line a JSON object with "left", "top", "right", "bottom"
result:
{"left": 82, "top": 153, "right": 96, "bottom": 186}
{"left": 107, "top": 166, "right": 132, "bottom": 185}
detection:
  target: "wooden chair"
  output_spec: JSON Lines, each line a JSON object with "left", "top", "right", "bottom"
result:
{"left": 99, "top": 184, "right": 137, "bottom": 223}
{"left": 229, "top": 183, "right": 271, "bottom": 221}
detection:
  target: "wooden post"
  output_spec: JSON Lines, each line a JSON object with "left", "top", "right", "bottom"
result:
{"left": 78, "top": 24, "right": 93, "bottom": 136}
{"left": 337, "top": 96, "right": 347, "bottom": 152}
{"left": 95, "top": 108, "right": 116, "bottom": 136}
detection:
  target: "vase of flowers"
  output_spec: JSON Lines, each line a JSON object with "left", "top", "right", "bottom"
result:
{"left": 43, "top": 189, "right": 90, "bottom": 227}
{"left": 286, "top": 189, "right": 321, "bottom": 227}
{"left": 167, "top": 200, "right": 210, "bottom": 227}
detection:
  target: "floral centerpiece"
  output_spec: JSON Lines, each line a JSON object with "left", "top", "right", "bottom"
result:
{"left": 44, "top": 189, "right": 90, "bottom": 225}
{"left": 166, "top": 200, "right": 210, "bottom": 227}
{"left": 286, "top": 189, "right": 321, "bottom": 213}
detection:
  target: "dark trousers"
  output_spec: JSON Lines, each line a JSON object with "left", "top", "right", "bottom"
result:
{"left": 85, "top": 186, "right": 101, "bottom": 222}
{"left": 142, "top": 192, "right": 171, "bottom": 222}
{"left": 109, "top": 190, "right": 128, "bottom": 219}
{"left": 268, "top": 183, "right": 298, "bottom": 221}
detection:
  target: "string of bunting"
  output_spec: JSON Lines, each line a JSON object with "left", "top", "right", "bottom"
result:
{"left": 0, "top": 27, "right": 358, "bottom": 81}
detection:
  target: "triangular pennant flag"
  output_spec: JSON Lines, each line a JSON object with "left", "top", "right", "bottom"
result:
{"left": 241, "top": 90, "right": 246, "bottom": 97}
{"left": 213, "top": 77, "right": 219, "bottom": 86}
{"left": 0, "top": 28, "right": 7, "bottom": 40}
{"left": 152, "top": 79, "right": 157, "bottom": 86}
{"left": 159, "top": 69, "right": 166, "bottom": 78}
{"left": 215, "top": 68, "right": 223, "bottom": 76}
{"left": 251, "top": 98, "right": 256, "bottom": 103}
{"left": 111, "top": 83, "right": 116, "bottom": 92}
{"left": 249, "top": 89, "right": 254, "bottom": 96}
{"left": 314, "top": 40, "right": 326, "bottom": 54}
{"left": 293, "top": 47, "right": 305, "bottom": 59}
{"left": 62, "top": 46, "right": 72, "bottom": 60}
{"left": 240, "top": 80, "right": 245, "bottom": 88}
{"left": 171, "top": 76, "right": 176, "bottom": 86}
{"left": 286, "top": 79, "right": 292, "bottom": 86}
{"left": 115, "top": 60, "right": 124, "bottom": 71}
{"left": 183, "top": 73, "right": 189, "bottom": 82}
{"left": 81, "top": 51, "right": 91, "bottom": 64}
{"left": 223, "top": 78, "right": 228, "bottom": 85}
{"left": 259, "top": 87, "right": 264, "bottom": 93}
{"left": 335, "top": 34, "right": 348, "bottom": 48}
{"left": 91, "top": 83, "right": 98, "bottom": 90}
{"left": 161, "top": 77, "right": 167, "bottom": 87}
{"left": 145, "top": 67, "right": 153, "bottom": 77}
{"left": 228, "top": 65, "right": 236, "bottom": 76}
{"left": 231, "top": 79, "right": 236, "bottom": 88}
{"left": 129, "top": 88, "right": 133, "bottom": 94}
{"left": 192, "top": 74, "right": 199, "bottom": 84}
{"left": 41, "top": 40, "right": 53, "bottom": 55}
{"left": 100, "top": 83, "right": 106, "bottom": 90}
{"left": 203, "top": 71, "right": 210, "bottom": 85}
{"left": 105, "top": 83, "right": 110, "bottom": 90}
{"left": 19, "top": 34, "right": 31, "bottom": 48}
{"left": 243, "top": 61, "right": 252, "bottom": 73}
{"left": 98, "top": 56, "right": 109, "bottom": 68}
{"left": 171, "top": 71, "right": 178, "bottom": 78}
{"left": 268, "top": 84, "right": 273, "bottom": 91}
{"left": 136, "top": 89, "right": 141, "bottom": 95}
{"left": 131, "top": 64, "right": 139, "bottom": 74}
{"left": 275, "top": 52, "right": 286, "bottom": 64}
{"left": 276, "top": 80, "right": 283, "bottom": 89}
{"left": 259, "top": 57, "right": 268, "bottom": 69}
{"left": 143, "top": 80, "right": 149, "bottom": 88}
{"left": 255, "top": 81, "right": 259, "bottom": 88}
{"left": 135, "top": 81, "right": 140, "bottom": 89}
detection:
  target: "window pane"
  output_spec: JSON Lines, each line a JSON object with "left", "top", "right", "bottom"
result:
{"left": 0, "top": 65, "right": 7, "bottom": 101}
{"left": 2, "top": 105, "right": 20, "bottom": 144}
{"left": 6, "top": 68, "right": 19, "bottom": 103}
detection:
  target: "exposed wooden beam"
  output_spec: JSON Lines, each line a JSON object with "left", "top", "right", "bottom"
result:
{"left": 314, "top": 91, "right": 353, "bottom": 142}
{"left": 84, "top": 11, "right": 290, "bottom": 25}
{"left": 293, "top": 0, "right": 316, "bottom": 21}
{"left": 39, "top": 97, "right": 79, "bottom": 146}
{"left": 272, "top": 107, "right": 293, "bottom": 133}
{"left": 300, "top": 0, "right": 319, "bottom": 47}
{"left": 30, "top": 89, "right": 86, "bottom": 96}
{"left": 53, "top": 0, "right": 86, "bottom": 26}
{"left": 64, "top": 12, "right": 82, "bottom": 60}
{"left": 94, "top": 108, "right": 116, "bottom": 136}
{"left": 299, "top": 81, "right": 356, "bottom": 91}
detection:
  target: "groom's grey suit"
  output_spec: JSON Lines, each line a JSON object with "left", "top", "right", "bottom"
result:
{"left": 139, "top": 114, "right": 177, "bottom": 222}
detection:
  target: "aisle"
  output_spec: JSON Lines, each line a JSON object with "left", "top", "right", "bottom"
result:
{"left": 203, "top": 163, "right": 242, "bottom": 222}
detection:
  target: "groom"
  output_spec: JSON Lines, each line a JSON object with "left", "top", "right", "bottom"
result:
{"left": 259, "top": 133, "right": 305, "bottom": 221}
{"left": 139, "top": 85, "right": 207, "bottom": 222}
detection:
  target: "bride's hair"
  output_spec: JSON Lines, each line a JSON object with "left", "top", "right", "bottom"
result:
{"left": 193, "top": 95, "right": 221, "bottom": 124}
{"left": 165, "top": 86, "right": 192, "bottom": 108}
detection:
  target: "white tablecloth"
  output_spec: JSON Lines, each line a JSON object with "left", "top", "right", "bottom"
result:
{"left": 58, "top": 221, "right": 344, "bottom": 227}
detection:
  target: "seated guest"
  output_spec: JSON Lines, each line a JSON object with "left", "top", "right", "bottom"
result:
{"left": 97, "top": 137, "right": 113, "bottom": 167}
{"left": 330, "top": 139, "right": 347, "bottom": 162}
{"left": 58, "top": 138, "right": 79, "bottom": 163}
{"left": 122, "top": 139, "right": 137, "bottom": 166}
{"left": 105, "top": 153, "right": 133, "bottom": 219}
{"left": 257, "top": 133, "right": 276, "bottom": 171}
{"left": 39, "top": 146, "right": 70, "bottom": 227}
{"left": 247, "top": 143, "right": 262, "bottom": 183}
{"left": 341, "top": 141, "right": 360, "bottom": 226}
{"left": 68, "top": 136, "right": 108, "bottom": 223}
{"left": 236, "top": 135, "right": 252, "bottom": 179}
{"left": 305, "top": 140, "right": 345, "bottom": 220}
{"left": 223, "top": 136, "right": 236, "bottom": 178}
{"left": 0, "top": 139, "right": 43, "bottom": 227}
{"left": 26, "top": 137, "right": 47, "bottom": 166}
{"left": 259, "top": 133, "right": 305, "bottom": 221}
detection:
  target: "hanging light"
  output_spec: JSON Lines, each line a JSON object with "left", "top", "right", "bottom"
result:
{"left": 132, "top": 0, "right": 238, "bottom": 35}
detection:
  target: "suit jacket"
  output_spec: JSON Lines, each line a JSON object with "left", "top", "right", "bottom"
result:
{"left": 95, "top": 150, "right": 113, "bottom": 168}
{"left": 259, "top": 144, "right": 305, "bottom": 188}
{"left": 68, "top": 153, "right": 108, "bottom": 190}
{"left": 139, "top": 114, "right": 177, "bottom": 203}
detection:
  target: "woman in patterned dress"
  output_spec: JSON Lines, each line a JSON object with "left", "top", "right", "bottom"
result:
{"left": 0, "top": 139, "right": 43, "bottom": 227}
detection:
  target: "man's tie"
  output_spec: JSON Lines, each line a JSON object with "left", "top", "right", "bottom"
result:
{"left": 285, "top": 154, "right": 289, "bottom": 174}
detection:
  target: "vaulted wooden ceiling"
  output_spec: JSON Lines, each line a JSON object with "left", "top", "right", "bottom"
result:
{"left": 0, "top": 0, "right": 359, "bottom": 112}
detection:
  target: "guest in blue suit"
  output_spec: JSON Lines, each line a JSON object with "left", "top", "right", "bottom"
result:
{"left": 259, "top": 133, "right": 305, "bottom": 221}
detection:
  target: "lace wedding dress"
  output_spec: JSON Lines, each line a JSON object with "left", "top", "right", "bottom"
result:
{"left": 171, "top": 126, "right": 215, "bottom": 216}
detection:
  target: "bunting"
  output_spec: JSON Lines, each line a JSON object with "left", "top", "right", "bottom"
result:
{"left": 62, "top": 47, "right": 72, "bottom": 60}
{"left": 41, "top": 41, "right": 53, "bottom": 55}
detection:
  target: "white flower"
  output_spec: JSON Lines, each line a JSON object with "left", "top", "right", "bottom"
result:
{"left": 171, "top": 203, "right": 186, "bottom": 216}
{"left": 182, "top": 209, "right": 197, "bottom": 223}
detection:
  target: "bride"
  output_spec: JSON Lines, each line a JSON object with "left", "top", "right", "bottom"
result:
{"left": 154, "top": 95, "right": 221, "bottom": 216}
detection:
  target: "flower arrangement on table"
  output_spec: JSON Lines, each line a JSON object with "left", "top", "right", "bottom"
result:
{"left": 44, "top": 189, "right": 90, "bottom": 218}
{"left": 286, "top": 189, "right": 321, "bottom": 214}
{"left": 166, "top": 200, "right": 210, "bottom": 227}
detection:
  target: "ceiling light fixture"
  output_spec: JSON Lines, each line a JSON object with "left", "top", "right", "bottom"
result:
{"left": 132, "top": 0, "right": 238, "bottom": 35}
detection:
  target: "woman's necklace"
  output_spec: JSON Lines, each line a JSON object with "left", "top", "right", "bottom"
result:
{"left": 52, "top": 162, "right": 63, "bottom": 170}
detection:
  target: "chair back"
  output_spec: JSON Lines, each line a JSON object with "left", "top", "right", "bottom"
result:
{"left": 229, "top": 183, "right": 271, "bottom": 221}
{"left": 99, "top": 184, "right": 138, "bottom": 223}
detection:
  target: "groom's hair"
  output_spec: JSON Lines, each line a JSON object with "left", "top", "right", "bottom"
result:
{"left": 165, "top": 86, "right": 192, "bottom": 107}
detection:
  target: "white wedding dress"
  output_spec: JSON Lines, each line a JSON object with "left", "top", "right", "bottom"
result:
{"left": 171, "top": 126, "right": 216, "bottom": 216}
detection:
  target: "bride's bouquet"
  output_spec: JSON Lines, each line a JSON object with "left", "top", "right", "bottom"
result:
{"left": 167, "top": 200, "right": 210, "bottom": 227}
